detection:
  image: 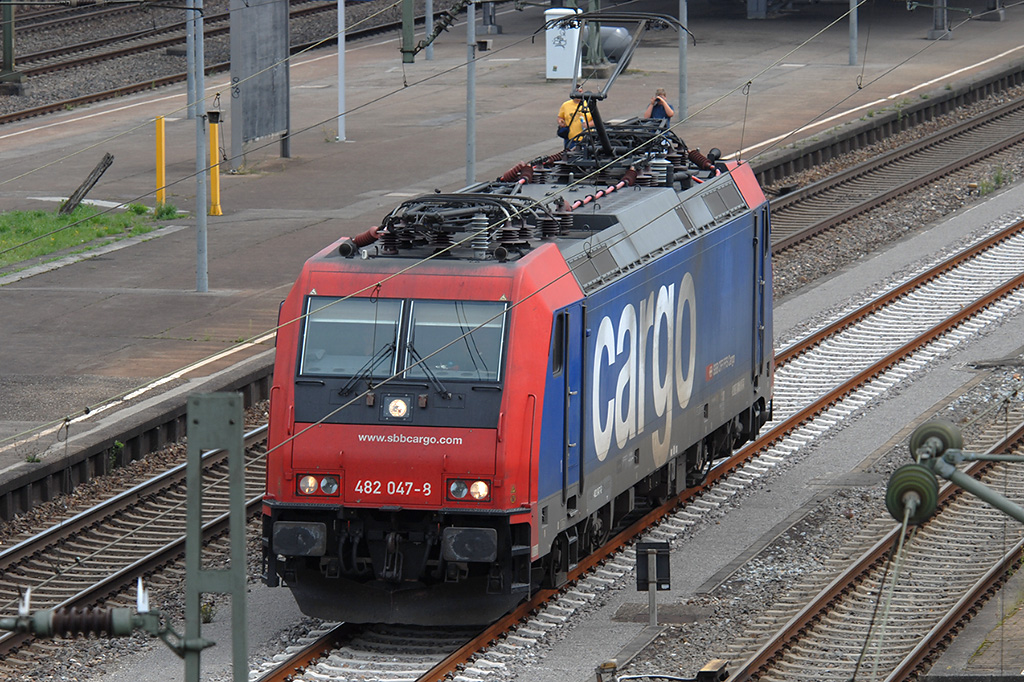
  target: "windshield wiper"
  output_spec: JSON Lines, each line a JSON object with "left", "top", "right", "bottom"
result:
{"left": 406, "top": 344, "right": 452, "bottom": 400}
{"left": 340, "top": 343, "right": 395, "bottom": 396}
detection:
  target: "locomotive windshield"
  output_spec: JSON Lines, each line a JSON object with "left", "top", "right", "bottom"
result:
{"left": 299, "top": 296, "right": 403, "bottom": 377}
{"left": 298, "top": 296, "right": 507, "bottom": 382}
{"left": 406, "top": 300, "right": 507, "bottom": 382}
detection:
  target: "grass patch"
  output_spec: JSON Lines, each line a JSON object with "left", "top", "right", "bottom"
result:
{"left": 0, "top": 203, "right": 177, "bottom": 270}
{"left": 977, "top": 165, "right": 1014, "bottom": 196}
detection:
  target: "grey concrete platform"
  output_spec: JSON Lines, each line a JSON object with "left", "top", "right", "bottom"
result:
{"left": 2, "top": 0, "right": 1024, "bottom": 678}
{"left": 3, "top": 0, "right": 1022, "bottom": 447}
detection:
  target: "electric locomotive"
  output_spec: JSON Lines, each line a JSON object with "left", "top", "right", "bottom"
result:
{"left": 262, "top": 16, "right": 772, "bottom": 626}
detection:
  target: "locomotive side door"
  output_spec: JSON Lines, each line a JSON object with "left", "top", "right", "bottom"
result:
{"left": 566, "top": 302, "right": 584, "bottom": 503}
{"left": 752, "top": 206, "right": 770, "bottom": 382}
{"left": 556, "top": 303, "right": 584, "bottom": 506}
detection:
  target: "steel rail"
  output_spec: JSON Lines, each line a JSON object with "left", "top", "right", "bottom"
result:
{"left": 14, "top": 0, "right": 335, "bottom": 76}
{"left": 775, "top": 217, "right": 1024, "bottom": 366}
{"left": 712, "top": 224, "right": 1024, "bottom": 495}
{"left": 11, "top": 4, "right": 137, "bottom": 29}
{"left": 0, "top": 426, "right": 268, "bottom": 660}
{"left": 0, "top": 425, "right": 266, "bottom": 567}
{"left": 251, "top": 622, "right": 362, "bottom": 682}
{"left": 769, "top": 96, "right": 1024, "bottom": 253}
{"left": 726, "top": 420, "right": 1024, "bottom": 682}
{"left": 0, "top": 16, "right": 403, "bottom": 127}
{"left": 256, "top": 219, "right": 1024, "bottom": 682}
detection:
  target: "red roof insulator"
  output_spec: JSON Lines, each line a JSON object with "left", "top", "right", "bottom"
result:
{"left": 688, "top": 149, "right": 715, "bottom": 171}
{"left": 338, "top": 226, "right": 381, "bottom": 257}
{"left": 353, "top": 226, "right": 381, "bottom": 247}
{"left": 497, "top": 162, "right": 530, "bottom": 183}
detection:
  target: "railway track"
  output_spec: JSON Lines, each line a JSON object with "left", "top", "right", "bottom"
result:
{"left": 11, "top": 4, "right": 139, "bottom": 29}
{"left": 0, "top": 211, "right": 1020, "bottom": 680}
{"left": 13, "top": 0, "right": 336, "bottom": 77}
{"left": 0, "top": 425, "right": 268, "bottom": 673}
{"left": 0, "top": 11, "right": 1022, "bottom": 678}
{"left": 247, "top": 215, "right": 1024, "bottom": 681}
{"left": 724, "top": 417, "right": 1024, "bottom": 682}
{"left": 768, "top": 94, "right": 1024, "bottom": 253}
{"left": 0, "top": 0, "right": 409, "bottom": 126}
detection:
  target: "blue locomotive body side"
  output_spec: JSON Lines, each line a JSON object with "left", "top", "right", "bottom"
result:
{"left": 583, "top": 211, "right": 761, "bottom": 474}
{"left": 536, "top": 168, "right": 772, "bottom": 547}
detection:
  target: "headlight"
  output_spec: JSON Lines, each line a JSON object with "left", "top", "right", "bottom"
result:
{"left": 298, "top": 474, "right": 340, "bottom": 496}
{"left": 469, "top": 480, "right": 490, "bottom": 500}
{"left": 387, "top": 397, "right": 409, "bottom": 418}
{"left": 447, "top": 478, "right": 491, "bottom": 501}
{"left": 449, "top": 479, "right": 468, "bottom": 499}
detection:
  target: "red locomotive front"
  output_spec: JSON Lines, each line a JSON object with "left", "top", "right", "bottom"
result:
{"left": 261, "top": 243, "right": 581, "bottom": 624}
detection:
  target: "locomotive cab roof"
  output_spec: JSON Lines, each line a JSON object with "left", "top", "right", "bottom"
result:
{"left": 329, "top": 132, "right": 764, "bottom": 296}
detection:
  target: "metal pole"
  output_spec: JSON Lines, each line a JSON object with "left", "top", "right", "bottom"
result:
{"left": 156, "top": 116, "right": 167, "bottom": 206}
{"left": 1, "top": 1, "right": 13, "bottom": 77}
{"left": 586, "top": 0, "right": 601, "bottom": 66}
{"left": 425, "top": 0, "right": 434, "bottom": 60}
{"left": 849, "top": 0, "right": 858, "bottom": 66}
{"left": 677, "top": 0, "right": 687, "bottom": 118}
{"left": 931, "top": 458, "right": 1024, "bottom": 525}
{"left": 2, "top": 0, "right": 23, "bottom": 86}
{"left": 228, "top": 0, "right": 241, "bottom": 171}
{"left": 337, "top": 0, "right": 346, "bottom": 140}
{"left": 186, "top": 0, "right": 196, "bottom": 119}
{"left": 927, "top": 0, "right": 950, "bottom": 39}
{"left": 647, "top": 549, "right": 658, "bottom": 627}
{"left": 185, "top": 393, "right": 248, "bottom": 682}
{"left": 209, "top": 112, "right": 222, "bottom": 216}
{"left": 466, "top": 1, "right": 476, "bottom": 185}
{"left": 193, "top": 0, "right": 208, "bottom": 292}
{"left": 402, "top": 0, "right": 414, "bottom": 63}
{"left": 281, "top": 0, "right": 291, "bottom": 160}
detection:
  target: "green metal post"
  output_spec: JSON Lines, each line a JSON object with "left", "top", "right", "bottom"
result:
{"left": 2, "top": 1, "right": 25, "bottom": 86}
{"left": 927, "top": 450, "right": 1024, "bottom": 525}
{"left": 185, "top": 393, "right": 248, "bottom": 682}
{"left": 401, "top": 0, "right": 415, "bottom": 63}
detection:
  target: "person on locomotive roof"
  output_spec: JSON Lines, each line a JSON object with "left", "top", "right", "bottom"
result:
{"left": 643, "top": 87, "right": 675, "bottom": 121}
{"left": 557, "top": 87, "right": 593, "bottom": 149}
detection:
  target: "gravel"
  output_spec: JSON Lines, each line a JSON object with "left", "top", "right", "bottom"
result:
{"left": 769, "top": 84, "right": 1024, "bottom": 301}
{"left": 5, "top": 167, "right": 1023, "bottom": 682}
{"left": 619, "top": 370, "right": 1024, "bottom": 681}
{"left": 1, "top": 11, "right": 1023, "bottom": 682}
{"left": 0, "top": 0, "right": 449, "bottom": 117}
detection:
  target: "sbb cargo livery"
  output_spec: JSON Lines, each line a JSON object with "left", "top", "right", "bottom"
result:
{"left": 262, "top": 96, "right": 773, "bottom": 625}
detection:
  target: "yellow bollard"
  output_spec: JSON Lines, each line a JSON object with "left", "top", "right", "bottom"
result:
{"left": 155, "top": 116, "right": 166, "bottom": 206}
{"left": 208, "top": 111, "right": 223, "bottom": 216}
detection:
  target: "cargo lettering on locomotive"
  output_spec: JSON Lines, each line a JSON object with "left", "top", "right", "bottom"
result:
{"left": 591, "top": 272, "right": 697, "bottom": 465}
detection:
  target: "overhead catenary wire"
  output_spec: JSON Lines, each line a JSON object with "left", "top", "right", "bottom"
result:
{"left": 0, "top": 0, "right": 409, "bottom": 260}
{"left": 0, "top": 0, "right": 1014, "bottom": 451}
{"left": 736, "top": 2, "right": 987, "bottom": 163}
{"left": 0, "top": 147, "right": 739, "bottom": 615}
{"left": 0, "top": 0, "right": 992, "bottom": 258}
{"left": 0, "top": 0, "right": 1015, "bottom": 622}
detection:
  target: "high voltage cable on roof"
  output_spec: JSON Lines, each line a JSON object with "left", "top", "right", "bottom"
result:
{"left": 0, "top": 0, "right": 999, "bottom": 446}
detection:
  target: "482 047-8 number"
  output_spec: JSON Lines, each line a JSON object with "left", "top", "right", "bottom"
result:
{"left": 353, "top": 480, "right": 431, "bottom": 496}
